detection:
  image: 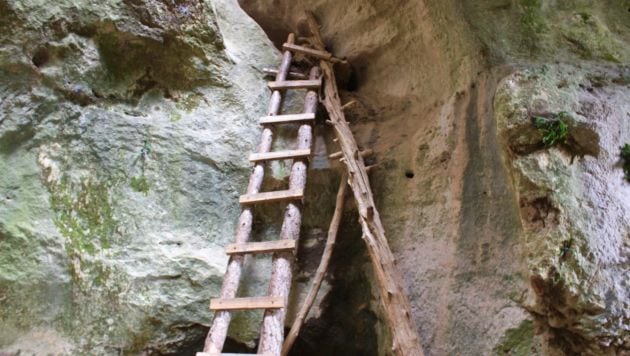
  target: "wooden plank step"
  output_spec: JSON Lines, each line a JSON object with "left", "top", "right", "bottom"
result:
{"left": 226, "top": 240, "right": 296, "bottom": 255}
{"left": 282, "top": 43, "right": 333, "bottom": 60}
{"left": 268, "top": 79, "right": 321, "bottom": 91}
{"left": 263, "top": 67, "right": 308, "bottom": 80}
{"left": 249, "top": 149, "right": 311, "bottom": 163}
{"left": 259, "top": 113, "right": 315, "bottom": 125}
{"left": 197, "top": 353, "right": 272, "bottom": 356}
{"left": 239, "top": 189, "right": 304, "bottom": 205}
{"left": 209, "top": 296, "right": 285, "bottom": 311}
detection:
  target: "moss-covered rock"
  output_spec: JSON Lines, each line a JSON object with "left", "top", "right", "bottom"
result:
{"left": 493, "top": 320, "right": 536, "bottom": 356}
{"left": 0, "top": 0, "right": 282, "bottom": 353}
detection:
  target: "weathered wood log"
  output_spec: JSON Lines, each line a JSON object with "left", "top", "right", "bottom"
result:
{"left": 304, "top": 12, "right": 425, "bottom": 356}
{"left": 281, "top": 173, "right": 347, "bottom": 356}
{"left": 257, "top": 66, "right": 321, "bottom": 355}
{"left": 203, "top": 33, "right": 297, "bottom": 354}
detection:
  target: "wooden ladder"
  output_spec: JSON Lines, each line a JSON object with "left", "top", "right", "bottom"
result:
{"left": 198, "top": 34, "right": 334, "bottom": 356}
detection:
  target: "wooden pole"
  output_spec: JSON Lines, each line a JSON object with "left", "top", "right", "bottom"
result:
{"left": 304, "top": 12, "right": 425, "bottom": 356}
{"left": 282, "top": 173, "right": 348, "bottom": 356}
{"left": 203, "top": 33, "right": 297, "bottom": 354}
{"left": 257, "top": 66, "right": 321, "bottom": 355}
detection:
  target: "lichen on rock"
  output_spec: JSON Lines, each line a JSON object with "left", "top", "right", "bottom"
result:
{"left": 1, "top": 0, "right": 629, "bottom": 354}
{"left": 0, "top": 0, "right": 281, "bottom": 353}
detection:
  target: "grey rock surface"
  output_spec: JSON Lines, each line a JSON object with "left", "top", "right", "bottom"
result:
{"left": 0, "top": 0, "right": 283, "bottom": 353}
{"left": 1, "top": 0, "right": 629, "bottom": 355}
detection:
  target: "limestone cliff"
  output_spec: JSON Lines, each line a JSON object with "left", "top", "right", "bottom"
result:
{"left": 1, "top": 0, "right": 628, "bottom": 355}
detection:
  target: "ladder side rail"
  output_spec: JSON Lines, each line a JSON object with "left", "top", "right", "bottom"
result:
{"left": 203, "top": 33, "right": 297, "bottom": 354}
{"left": 258, "top": 66, "right": 320, "bottom": 355}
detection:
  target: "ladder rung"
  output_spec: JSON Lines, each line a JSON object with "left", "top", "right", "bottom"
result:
{"left": 259, "top": 113, "right": 315, "bottom": 125}
{"left": 249, "top": 149, "right": 311, "bottom": 163}
{"left": 263, "top": 67, "right": 308, "bottom": 80}
{"left": 268, "top": 79, "right": 321, "bottom": 90}
{"left": 197, "top": 353, "right": 272, "bottom": 356}
{"left": 239, "top": 189, "right": 303, "bottom": 205}
{"left": 282, "top": 43, "right": 333, "bottom": 60}
{"left": 226, "top": 240, "right": 296, "bottom": 255}
{"left": 209, "top": 296, "right": 285, "bottom": 311}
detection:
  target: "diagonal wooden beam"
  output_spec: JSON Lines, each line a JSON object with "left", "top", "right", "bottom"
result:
{"left": 282, "top": 173, "right": 348, "bottom": 355}
{"left": 302, "top": 12, "right": 425, "bottom": 356}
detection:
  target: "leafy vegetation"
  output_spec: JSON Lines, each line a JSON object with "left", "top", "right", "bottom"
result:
{"left": 130, "top": 175, "right": 150, "bottom": 194}
{"left": 621, "top": 144, "right": 630, "bottom": 182}
{"left": 533, "top": 112, "right": 570, "bottom": 147}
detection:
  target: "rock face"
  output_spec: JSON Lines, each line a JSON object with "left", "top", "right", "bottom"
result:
{"left": 241, "top": 1, "right": 629, "bottom": 355}
{"left": 495, "top": 64, "right": 630, "bottom": 354}
{"left": 1, "top": 0, "right": 629, "bottom": 355}
{"left": 0, "top": 0, "right": 283, "bottom": 354}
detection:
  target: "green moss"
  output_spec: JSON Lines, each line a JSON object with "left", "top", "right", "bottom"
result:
{"left": 130, "top": 175, "right": 150, "bottom": 194}
{"left": 561, "top": 12, "right": 624, "bottom": 62}
{"left": 494, "top": 320, "right": 535, "bottom": 355}
{"left": 43, "top": 174, "right": 130, "bottom": 328}
{"left": 49, "top": 177, "right": 117, "bottom": 257}
{"left": 519, "top": 0, "right": 548, "bottom": 53}
{"left": 521, "top": 0, "right": 546, "bottom": 34}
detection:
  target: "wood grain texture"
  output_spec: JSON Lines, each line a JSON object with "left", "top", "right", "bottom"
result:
{"left": 259, "top": 113, "right": 315, "bottom": 125}
{"left": 249, "top": 149, "right": 311, "bottom": 163}
{"left": 210, "top": 296, "right": 285, "bottom": 311}
{"left": 263, "top": 67, "right": 308, "bottom": 80}
{"left": 239, "top": 189, "right": 304, "bottom": 205}
{"left": 268, "top": 79, "right": 321, "bottom": 90}
{"left": 225, "top": 240, "right": 296, "bottom": 255}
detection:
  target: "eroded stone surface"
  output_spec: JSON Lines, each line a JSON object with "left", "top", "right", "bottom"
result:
{"left": 241, "top": 1, "right": 629, "bottom": 355}
{"left": 0, "top": 0, "right": 283, "bottom": 353}
{"left": 496, "top": 64, "right": 630, "bottom": 354}
{"left": 1, "top": 0, "right": 629, "bottom": 355}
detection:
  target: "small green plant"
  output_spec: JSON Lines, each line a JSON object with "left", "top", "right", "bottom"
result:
{"left": 621, "top": 144, "right": 630, "bottom": 182}
{"left": 533, "top": 112, "right": 570, "bottom": 147}
{"left": 130, "top": 175, "right": 150, "bottom": 194}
